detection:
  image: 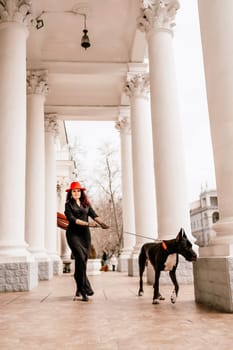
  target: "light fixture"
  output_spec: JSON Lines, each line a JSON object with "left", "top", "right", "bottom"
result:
{"left": 36, "top": 17, "right": 44, "bottom": 30}
{"left": 35, "top": 9, "right": 91, "bottom": 50}
{"left": 81, "top": 14, "right": 90, "bottom": 50}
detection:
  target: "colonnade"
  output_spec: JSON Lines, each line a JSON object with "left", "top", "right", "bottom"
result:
{"left": 193, "top": 0, "right": 233, "bottom": 312}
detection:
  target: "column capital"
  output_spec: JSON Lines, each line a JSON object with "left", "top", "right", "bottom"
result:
{"left": 57, "top": 177, "right": 70, "bottom": 194}
{"left": 44, "top": 114, "right": 59, "bottom": 136}
{"left": 0, "top": 0, "right": 35, "bottom": 27}
{"left": 27, "top": 70, "right": 49, "bottom": 96}
{"left": 124, "top": 73, "right": 150, "bottom": 98}
{"left": 137, "top": 0, "right": 180, "bottom": 35}
{"left": 115, "top": 114, "right": 131, "bottom": 135}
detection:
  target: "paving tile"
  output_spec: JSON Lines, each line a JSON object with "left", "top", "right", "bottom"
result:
{"left": 0, "top": 271, "right": 233, "bottom": 350}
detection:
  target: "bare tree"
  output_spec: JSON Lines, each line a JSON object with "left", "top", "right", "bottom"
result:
{"left": 90, "top": 142, "right": 123, "bottom": 257}
{"left": 68, "top": 137, "right": 90, "bottom": 183}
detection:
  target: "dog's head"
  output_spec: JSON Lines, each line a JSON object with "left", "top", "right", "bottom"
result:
{"left": 175, "top": 228, "right": 197, "bottom": 262}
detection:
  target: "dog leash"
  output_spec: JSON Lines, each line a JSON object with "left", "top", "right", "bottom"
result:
{"left": 125, "top": 231, "right": 171, "bottom": 253}
{"left": 124, "top": 231, "right": 159, "bottom": 241}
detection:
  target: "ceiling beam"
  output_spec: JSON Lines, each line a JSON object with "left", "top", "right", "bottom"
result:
{"left": 45, "top": 105, "right": 130, "bottom": 121}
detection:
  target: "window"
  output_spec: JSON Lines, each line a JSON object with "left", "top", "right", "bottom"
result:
{"left": 202, "top": 197, "right": 206, "bottom": 207}
{"left": 212, "top": 212, "right": 219, "bottom": 223}
{"left": 210, "top": 196, "right": 218, "bottom": 207}
{"left": 204, "top": 213, "right": 208, "bottom": 227}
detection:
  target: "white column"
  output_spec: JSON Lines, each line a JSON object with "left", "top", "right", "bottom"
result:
{"left": 0, "top": 1, "right": 38, "bottom": 291}
{"left": 57, "top": 177, "right": 72, "bottom": 273}
{"left": 26, "top": 70, "right": 53, "bottom": 280}
{"left": 137, "top": 0, "right": 193, "bottom": 241}
{"left": 192, "top": 1, "right": 233, "bottom": 313}
{"left": 56, "top": 160, "right": 75, "bottom": 272}
{"left": 124, "top": 73, "right": 157, "bottom": 276}
{"left": 115, "top": 108, "right": 136, "bottom": 272}
{"left": 45, "top": 114, "right": 62, "bottom": 274}
{"left": 198, "top": 0, "right": 233, "bottom": 256}
{"left": 0, "top": 2, "right": 33, "bottom": 258}
{"left": 26, "top": 70, "right": 48, "bottom": 256}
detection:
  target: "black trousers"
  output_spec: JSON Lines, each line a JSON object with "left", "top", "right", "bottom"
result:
{"left": 66, "top": 231, "right": 93, "bottom": 296}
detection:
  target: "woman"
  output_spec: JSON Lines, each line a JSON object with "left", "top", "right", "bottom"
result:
{"left": 65, "top": 181, "right": 109, "bottom": 301}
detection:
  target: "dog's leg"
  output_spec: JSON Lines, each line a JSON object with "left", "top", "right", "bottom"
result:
{"left": 138, "top": 248, "right": 147, "bottom": 296}
{"left": 158, "top": 292, "right": 165, "bottom": 301}
{"left": 152, "top": 282, "right": 165, "bottom": 301}
{"left": 169, "top": 268, "right": 179, "bottom": 304}
{"left": 152, "top": 270, "right": 161, "bottom": 304}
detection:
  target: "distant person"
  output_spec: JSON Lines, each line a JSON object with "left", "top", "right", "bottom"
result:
{"left": 110, "top": 254, "right": 118, "bottom": 271}
{"left": 102, "top": 250, "right": 108, "bottom": 266}
{"left": 65, "top": 181, "right": 109, "bottom": 302}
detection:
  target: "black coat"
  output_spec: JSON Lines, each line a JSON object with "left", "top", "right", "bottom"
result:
{"left": 65, "top": 201, "right": 98, "bottom": 250}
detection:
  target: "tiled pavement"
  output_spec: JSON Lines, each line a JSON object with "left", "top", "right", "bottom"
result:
{"left": 0, "top": 271, "right": 233, "bottom": 350}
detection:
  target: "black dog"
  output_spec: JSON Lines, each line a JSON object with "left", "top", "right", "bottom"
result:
{"left": 138, "top": 228, "right": 197, "bottom": 304}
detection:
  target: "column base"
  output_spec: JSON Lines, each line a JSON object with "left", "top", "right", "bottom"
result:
{"left": 128, "top": 254, "right": 139, "bottom": 277}
{"left": 48, "top": 254, "right": 63, "bottom": 275}
{"left": 0, "top": 255, "right": 38, "bottom": 292}
{"left": 31, "top": 251, "right": 53, "bottom": 280}
{"left": 193, "top": 257, "right": 233, "bottom": 312}
{"left": 128, "top": 242, "right": 147, "bottom": 276}
{"left": 146, "top": 256, "right": 194, "bottom": 285}
{"left": 53, "top": 260, "right": 62, "bottom": 276}
{"left": 87, "top": 259, "right": 101, "bottom": 276}
{"left": 37, "top": 259, "right": 53, "bottom": 281}
{"left": 33, "top": 254, "right": 53, "bottom": 281}
{"left": 118, "top": 249, "right": 133, "bottom": 272}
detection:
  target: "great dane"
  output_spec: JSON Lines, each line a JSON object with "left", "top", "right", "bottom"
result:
{"left": 138, "top": 228, "right": 197, "bottom": 304}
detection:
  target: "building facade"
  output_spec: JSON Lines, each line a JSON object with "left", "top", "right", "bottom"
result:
{"left": 190, "top": 190, "right": 219, "bottom": 247}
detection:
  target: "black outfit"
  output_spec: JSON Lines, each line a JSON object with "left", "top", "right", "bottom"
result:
{"left": 65, "top": 199, "right": 98, "bottom": 297}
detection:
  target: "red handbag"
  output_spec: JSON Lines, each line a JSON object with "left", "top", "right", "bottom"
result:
{"left": 57, "top": 212, "right": 69, "bottom": 230}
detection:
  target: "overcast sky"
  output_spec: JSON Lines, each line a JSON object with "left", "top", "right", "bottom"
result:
{"left": 66, "top": 0, "right": 216, "bottom": 203}
{"left": 173, "top": 0, "right": 216, "bottom": 201}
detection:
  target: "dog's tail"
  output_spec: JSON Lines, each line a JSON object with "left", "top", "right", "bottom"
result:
{"left": 138, "top": 245, "right": 148, "bottom": 275}
{"left": 138, "top": 245, "right": 148, "bottom": 296}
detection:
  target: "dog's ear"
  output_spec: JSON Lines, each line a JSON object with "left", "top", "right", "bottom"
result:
{"left": 181, "top": 227, "right": 187, "bottom": 239}
{"left": 176, "top": 228, "right": 186, "bottom": 241}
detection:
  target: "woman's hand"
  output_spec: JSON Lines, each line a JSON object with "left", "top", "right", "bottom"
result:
{"left": 94, "top": 217, "right": 110, "bottom": 229}
{"left": 88, "top": 221, "right": 98, "bottom": 228}
{"left": 100, "top": 222, "right": 109, "bottom": 229}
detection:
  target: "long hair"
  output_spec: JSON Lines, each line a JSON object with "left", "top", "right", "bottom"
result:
{"left": 66, "top": 189, "right": 91, "bottom": 207}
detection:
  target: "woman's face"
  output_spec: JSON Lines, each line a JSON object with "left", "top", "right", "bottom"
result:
{"left": 72, "top": 189, "right": 81, "bottom": 200}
